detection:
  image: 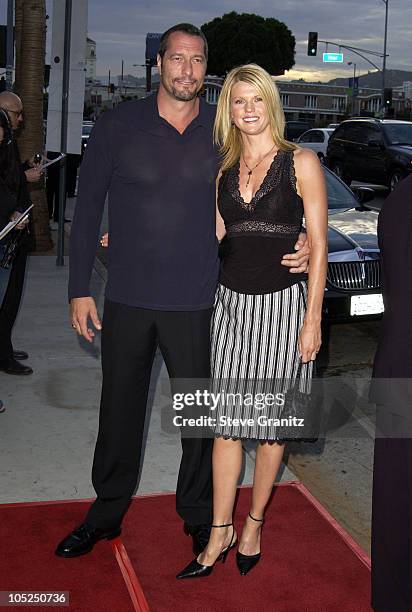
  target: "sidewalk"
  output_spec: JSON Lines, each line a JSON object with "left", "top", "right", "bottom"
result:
{"left": 0, "top": 251, "right": 295, "bottom": 505}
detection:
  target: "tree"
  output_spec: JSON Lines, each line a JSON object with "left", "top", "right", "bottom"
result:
{"left": 14, "top": 0, "right": 52, "bottom": 251}
{"left": 201, "top": 12, "right": 295, "bottom": 77}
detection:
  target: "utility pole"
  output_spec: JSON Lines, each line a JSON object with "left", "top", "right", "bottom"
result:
{"left": 348, "top": 62, "right": 357, "bottom": 116}
{"left": 381, "top": 0, "right": 389, "bottom": 116}
{"left": 5, "top": 0, "right": 13, "bottom": 89}
{"left": 145, "top": 59, "right": 151, "bottom": 93}
{"left": 352, "top": 63, "right": 357, "bottom": 115}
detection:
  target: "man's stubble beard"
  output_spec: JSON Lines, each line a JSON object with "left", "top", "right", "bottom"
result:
{"left": 170, "top": 87, "right": 198, "bottom": 102}
{"left": 161, "top": 76, "right": 203, "bottom": 102}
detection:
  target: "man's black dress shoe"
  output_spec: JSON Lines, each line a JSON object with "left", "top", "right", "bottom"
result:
{"left": 13, "top": 350, "right": 29, "bottom": 361}
{"left": 177, "top": 523, "right": 236, "bottom": 579}
{"left": 184, "top": 523, "right": 211, "bottom": 555}
{"left": 55, "top": 522, "right": 121, "bottom": 558}
{"left": 0, "top": 358, "right": 33, "bottom": 375}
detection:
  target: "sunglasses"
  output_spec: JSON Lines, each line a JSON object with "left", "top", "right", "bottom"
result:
{"left": 4, "top": 108, "right": 23, "bottom": 118}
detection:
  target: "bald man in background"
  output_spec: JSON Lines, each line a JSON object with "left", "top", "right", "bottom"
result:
{"left": 0, "top": 91, "right": 42, "bottom": 375}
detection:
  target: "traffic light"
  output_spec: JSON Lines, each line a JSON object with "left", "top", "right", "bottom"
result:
{"left": 384, "top": 87, "right": 392, "bottom": 106}
{"left": 108, "top": 83, "right": 116, "bottom": 94}
{"left": 307, "top": 32, "right": 318, "bottom": 56}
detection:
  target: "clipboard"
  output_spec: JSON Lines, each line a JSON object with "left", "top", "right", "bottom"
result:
{"left": 0, "top": 204, "right": 33, "bottom": 242}
{"left": 41, "top": 153, "right": 66, "bottom": 169}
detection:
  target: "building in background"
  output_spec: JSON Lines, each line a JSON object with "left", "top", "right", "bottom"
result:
{"left": 202, "top": 77, "right": 223, "bottom": 105}
{"left": 85, "top": 37, "right": 96, "bottom": 84}
{"left": 83, "top": 82, "right": 149, "bottom": 119}
{"left": 394, "top": 81, "right": 412, "bottom": 101}
{"left": 202, "top": 77, "right": 409, "bottom": 125}
{"left": 117, "top": 74, "right": 137, "bottom": 88}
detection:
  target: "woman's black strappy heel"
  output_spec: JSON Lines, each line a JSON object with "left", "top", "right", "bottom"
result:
{"left": 176, "top": 522, "right": 236, "bottom": 579}
{"left": 236, "top": 512, "right": 264, "bottom": 576}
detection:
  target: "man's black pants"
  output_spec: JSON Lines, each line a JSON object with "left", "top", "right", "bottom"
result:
{"left": 0, "top": 248, "right": 27, "bottom": 360}
{"left": 85, "top": 298, "right": 213, "bottom": 529}
{"left": 372, "top": 408, "right": 412, "bottom": 612}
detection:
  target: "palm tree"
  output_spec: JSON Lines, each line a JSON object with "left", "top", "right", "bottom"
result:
{"left": 14, "top": 0, "right": 52, "bottom": 251}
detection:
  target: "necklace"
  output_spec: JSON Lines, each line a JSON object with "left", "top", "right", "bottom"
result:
{"left": 241, "top": 144, "right": 277, "bottom": 188}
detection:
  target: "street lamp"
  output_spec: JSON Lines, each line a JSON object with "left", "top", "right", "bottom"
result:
{"left": 348, "top": 62, "right": 357, "bottom": 116}
{"left": 381, "top": 0, "right": 389, "bottom": 115}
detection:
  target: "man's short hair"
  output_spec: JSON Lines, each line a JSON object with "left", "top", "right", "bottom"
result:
{"left": 158, "top": 23, "right": 208, "bottom": 61}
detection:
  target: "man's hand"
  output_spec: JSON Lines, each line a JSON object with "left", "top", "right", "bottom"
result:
{"left": 100, "top": 233, "right": 109, "bottom": 248}
{"left": 70, "top": 297, "right": 102, "bottom": 343}
{"left": 27, "top": 154, "right": 44, "bottom": 167}
{"left": 281, "top": 232, "right": 310, "bottom": 273}
{"left": 25, "top": 166, "right": 43, "bottom": 183}
{"left": 10, "top": 210, "right": 29, "bottom": 230}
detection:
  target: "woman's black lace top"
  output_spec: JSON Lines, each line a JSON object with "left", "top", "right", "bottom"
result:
{"left": 218, "top": 149, "right": 307, "bottom": 294}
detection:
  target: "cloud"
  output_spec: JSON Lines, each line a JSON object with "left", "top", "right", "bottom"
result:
{"left": 45, "top": 0, "right": 412, "bottom": 82}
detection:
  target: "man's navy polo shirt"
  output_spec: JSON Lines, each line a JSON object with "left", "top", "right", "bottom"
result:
{"left": 68, "top": 94, "right": 220, "bottom": 310}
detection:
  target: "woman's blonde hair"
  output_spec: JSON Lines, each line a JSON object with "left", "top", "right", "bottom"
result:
{"left": 213, "top": 64, "right": 297, "bottom": 172}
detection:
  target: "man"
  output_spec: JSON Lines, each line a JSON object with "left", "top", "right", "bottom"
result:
{"left": 56, "top": 23, "right": 309, "bottom": 558}
{"left": 371, "top": 174, "right": 412, "bottom": 611}
{"left": 0, "top": 91, "right": 41, "bottom": 376}
{"left": 0, "top": 92, "right": 43, "bottom": 184}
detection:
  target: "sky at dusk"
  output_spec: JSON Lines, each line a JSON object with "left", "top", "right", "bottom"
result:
{"left": 1, "top": 0, "right": 411, "bottom": 82}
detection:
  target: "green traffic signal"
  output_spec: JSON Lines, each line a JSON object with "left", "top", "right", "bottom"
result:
{"left": 308, "top": 32, "right": 318, "bottom": 56}
{"left": 384, "top": 88, "right": 392, "bottom": 106}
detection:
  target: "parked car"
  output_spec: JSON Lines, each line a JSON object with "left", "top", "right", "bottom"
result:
{"left": 327, "top": 123, "right": 340, "bottom": 129}
{"left": 81, "top": 121, "right": 94, "bottom": 156}
{"left": 285, "top": 120, "right": 313, "bottom": 141}
{"left": 296, "top": 128, "right": 335, "bottom": 162}
{"left": 326, "top": 118, "right": 412, "bottom": 190}
{"left": 322, "top": 166, "right": 382, "bottom": 320}
{"left": 219, "top": 166, "right": 382, "bottom": 321}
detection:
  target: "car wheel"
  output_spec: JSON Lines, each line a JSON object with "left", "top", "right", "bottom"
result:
{"left": 331, "top": 160, "right": 351, "bottom": 186}
{"left": 389, "top": 168, "right": 404, "bottom": 191}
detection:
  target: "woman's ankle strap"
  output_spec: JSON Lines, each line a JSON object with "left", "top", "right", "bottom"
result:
{"left": 248, "top": 512, "right": 264, "bottom": 523}
{"left": 211, "top": 522, "right": 232, "bottom": 528}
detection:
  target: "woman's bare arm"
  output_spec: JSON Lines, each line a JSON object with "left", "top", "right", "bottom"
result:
{"left": 216, "top": 170, "right": 226, "bottom": 243}
{"left": 294, "top": 148, "right": 328, "bottom": 363}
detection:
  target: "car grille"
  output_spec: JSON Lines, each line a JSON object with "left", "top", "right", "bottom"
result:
{"left": 327, "top": 260, "right": 381, "bottom": 290}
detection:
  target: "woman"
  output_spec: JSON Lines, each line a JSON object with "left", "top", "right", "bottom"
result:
{"left": 177, "top": 64, "right": 327, "bottom": 579}
{"left": 0, "top": 108, "right": 30, "bottom": 409}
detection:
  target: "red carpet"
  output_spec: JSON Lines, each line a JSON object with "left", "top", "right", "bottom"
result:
{"left": 0, "top": 499, "right": 136, "bottom": 611}
{"left": 0, "top": 483, "right": 371, "bottom": 612}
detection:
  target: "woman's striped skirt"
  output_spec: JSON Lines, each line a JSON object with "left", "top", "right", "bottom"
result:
{"left": 210, "top": 281, "right": 314, "bottom": 441}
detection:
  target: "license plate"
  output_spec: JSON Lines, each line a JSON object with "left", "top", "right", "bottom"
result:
{"left": 350, "top": 294, "right": 384, "bottom": 316}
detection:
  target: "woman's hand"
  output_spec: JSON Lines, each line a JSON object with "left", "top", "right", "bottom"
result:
{"left": 100, "top": 233, "right": 109, "bottom": 247}
{"left": 298, "top": 321, "right": 321, "bottom": 363}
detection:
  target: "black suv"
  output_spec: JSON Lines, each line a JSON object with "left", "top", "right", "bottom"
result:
{"left": 285, "top": 120, "right": 312, "bottom": 141}
{"left": 326, "top": 118, "right": 412, "bottom": 190}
